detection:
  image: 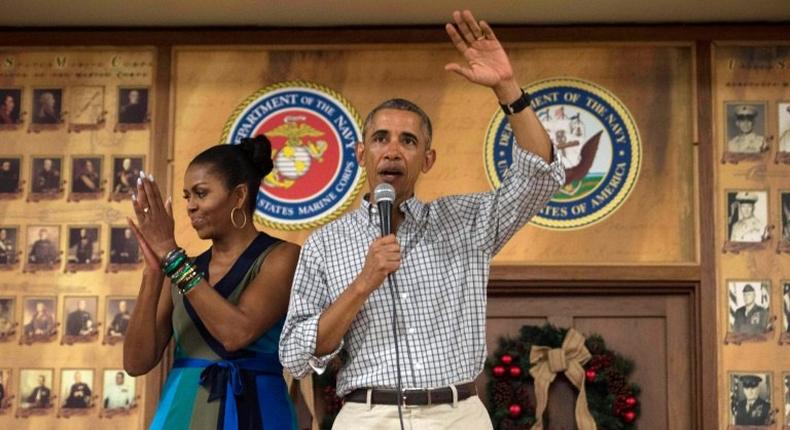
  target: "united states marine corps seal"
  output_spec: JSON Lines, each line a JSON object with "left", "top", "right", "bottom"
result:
{"left": 222, "top": 81, "right": 365, "bottom": 230}
{"left": 484, "top": 78, "right": 641, "bottom": 230}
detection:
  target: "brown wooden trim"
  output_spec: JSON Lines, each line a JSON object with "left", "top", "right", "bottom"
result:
{"left": 694, "top": 40, "right": 719, "bottom": 430}
{"left": 0, "top": 23, "right": 788, "bottom": 47}
{"left": 490, "top": 264, "right": 699, "bottom": 282}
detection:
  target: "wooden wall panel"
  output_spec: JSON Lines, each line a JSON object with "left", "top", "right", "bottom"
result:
{"left": 713, "top": 44, "right": 790, "bottom": 430}
{"left": 0, "top": 48, "right": 156, "bottom": 430}
{"left": 171, "top": 44, "right": 696, "bottom": 265}
{"left": 485, "top": 289, "right": 693, "bottom": 430}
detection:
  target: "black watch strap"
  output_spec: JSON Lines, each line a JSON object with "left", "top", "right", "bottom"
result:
{"left": 499, "top": 89, "right": 532, "bottom": 115}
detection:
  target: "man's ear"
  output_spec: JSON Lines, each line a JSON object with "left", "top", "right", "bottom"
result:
{"left": 355, "top": 141, "right": 366, "bottom": 166}
{"left": 421, "top": 148, "right": 436, "bottom": 173}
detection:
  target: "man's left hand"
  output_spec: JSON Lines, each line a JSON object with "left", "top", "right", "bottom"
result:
{"left": 445, "top": 10, "right": 514, "bottom": 89}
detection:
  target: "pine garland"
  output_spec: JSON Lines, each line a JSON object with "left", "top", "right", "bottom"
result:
{"left": 486, "top": 324, "right": 641, "bottom": 429}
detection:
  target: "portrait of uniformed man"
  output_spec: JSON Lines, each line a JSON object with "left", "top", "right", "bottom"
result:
{"left": 109, "top": 226, "right": 139, "bottom": 264}
{"left": 729, "top": 282, "right": 770, "bottom": 336}
{"left": 0, "top": 369, "right": 10, "bottom": 409}
{"left": 32, "top": 89, "right": 62, "bottom": 124}
{"left": 62, "top": 369, "right": 93, "bottom": 409}
{"left": 726, "top": 103, "right": 767, "bottom": 154}
{"left": 20, "top": 369, "right": 53, "bottom": 409}
{"left": 106, "top": 298, "right": 134, "bottom": 337}
{"left": 67, "top": 226, "right": 99, "bottom": 264}
{"left": 782, "top": 192, "right": 790, "bottom": 244}
{"left": 27, "top": 225, "right": 59, "bottom": 265}
{"left": 64, "top": 297, "right": 97, "bottom": 337}
{"left": 731, "top": 373, "right": 772, "bottom": 426}
{"left": 117, "top": 88, "right": 148, "bottom": 124}
{"left": 103, "top": 370, "right": 134, "bottom": 410}
{"left": 779, "top": 103, "right": 790, "bottom": 154}
{"left": 727, "top": 191, "right": 768, "bottom": 243}
{"left": 0, "top": 89, "right": 21, "bottom": 124}
{"left": 0, "top": 298, "right": 14, "bottom": 335}
{"left": 0, "top": 158, "right": 20, "bottom": 194}
{"left": 31, "top": 157, "right": 61, "bottom": 194}
{"left": 23, "top": 298, "right": 56, "bottom": 338}
{"left": 71, "top": 157, "right": 102, "bottom": 194}
{"left": 0, "top": 227, "right": 17, "bottom": 265}
{"left": 783, "top": 282, "right": 790, "bottom": 335}
{"left": 112, "top": 156, "right": 143, "bottom": 196}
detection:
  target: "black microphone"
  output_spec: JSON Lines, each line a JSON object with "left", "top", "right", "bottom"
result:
{"left": 373, "top": 183, "right": 396, "bottom": 236}
{"left": 373, "top": 182, "right": 405, "bottom": 430}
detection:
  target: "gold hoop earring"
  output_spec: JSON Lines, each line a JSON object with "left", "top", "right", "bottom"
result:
{"left": 230, "top": 207, "right": 247, "bottom": 229}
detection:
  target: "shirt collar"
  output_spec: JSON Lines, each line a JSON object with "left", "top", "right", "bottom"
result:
{"left": 360, "top": 192, "right": 425, "bottom": 225}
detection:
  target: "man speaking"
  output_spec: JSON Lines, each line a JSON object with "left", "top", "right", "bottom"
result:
{"left": 280, "top": 10, "right": 563, "bottom": 429}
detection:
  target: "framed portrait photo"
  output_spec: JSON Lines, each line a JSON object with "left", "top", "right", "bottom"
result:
{"left": 0, "top": 156, "right": 22, "bottom": 198}
{"left": 20, "top": 296, "right": 57, "bottom": 344}
{"left": 17, "top": 368, "right": 54, "bottom": 416}
{"left": 69, "top": 156, "right": 104, "bottom": 200}
{"left": 116, "top": 87, "right": 149, "bottom": 131}
{"left": 66, "top": 225, "right": 101, "bottom": 271}
{"left": 110, "top": 155, "right": 144, "bottom": 201}
{"left": 59, "top": 368, "right": 95, "bottom": 416}
{"left": 0, "top": 368, "right": 13, "bottom": 413}
{"left": 104, "top": 296, "right": 135, "bottom": 344}
{"left": 777, "top": 102, "right": 790, "bottom": 163}
{"left": 729, "top": 372, "right": 774, "bottom": 427}
{"left": 29, "top": 156, "right": 63, "bottom": 201}
{"left": 107, "top": 225, "right": 141, "bottom": 271}
{"left": 723, "top": 101, "right": 768, "bottom": 163}
{"left": 726, "top": 280, "right": 772, "bottom": 343}
{"left": 29, "top": 88, "right": 63, "bottom": 132}
{"left": 779, "top": 191, "right": 790, "bottom": 253}
{"left": 0, "top": 88, "right": 22, "bottom": 128}
{"left": 724, "top": 190, "right": 771, "bottom": 252}
{"left": 0, "top": 226, "right": 20, "bottom": 268}
{"left": 25, "top": 224, "right": 61, "bottom": 271}
{"left": 781, "top": 281, "right": 790, "bottom": 345}
{"left": 61, "top": 296, "right": 99, "bottom": 345}
{"left": 0, "top": 297, "right": 17, "bottom": 341}
{"left": 101, "top": 369, "right": 136, "bottom": 417}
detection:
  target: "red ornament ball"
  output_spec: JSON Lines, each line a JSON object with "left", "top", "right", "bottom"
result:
{"left": 508, "top": 366, "right": 522, "bottom": 378}
{"left": 501, "top": 354, "right": 513, "bottom": 365}
{"left": 622, "top": 410, "right": 636, "bottom": 423}
{"left": 625, "top": 396, "right": 637, "bottom": 408}
{"left": 585, "top": 369, "right": 597, "bottom": 382}
{"left": 508, "top": 404, "right": 522, "bottom": 418}
{"left": 492, "top": 365, "right": 506, "bottom": 378}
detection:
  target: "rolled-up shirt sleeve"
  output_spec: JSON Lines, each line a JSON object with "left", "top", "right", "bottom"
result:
{"left": 473, "top": 145, "right": 565, "bottom": 254}
{"left": 279, "top": 232, "right": 343, "bottom": 378}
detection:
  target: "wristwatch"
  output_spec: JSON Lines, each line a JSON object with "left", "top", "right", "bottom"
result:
{"left": 499, "top": 89, "right": 532, "bottom": 115}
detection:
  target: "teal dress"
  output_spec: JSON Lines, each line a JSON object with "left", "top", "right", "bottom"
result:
{"left": 150, "top": 233, "right": 297, "bottom": 430}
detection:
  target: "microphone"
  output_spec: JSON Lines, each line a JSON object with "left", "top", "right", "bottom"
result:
{"left": 373, "top": 182, "right": 405, "bottom": 430}
{"left": 373, "top": 183, "right": 396, "bottom": 236}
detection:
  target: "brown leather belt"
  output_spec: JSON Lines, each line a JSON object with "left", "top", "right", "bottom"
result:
{"left": 344, "top": 382, "right": 477, "bottom": 406}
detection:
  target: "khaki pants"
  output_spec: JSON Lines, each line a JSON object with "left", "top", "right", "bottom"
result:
{"left": 331, "top": 395, "right": 494, "bottom": 430}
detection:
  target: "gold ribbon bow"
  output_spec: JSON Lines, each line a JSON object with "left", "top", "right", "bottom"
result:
{"left": 528, "top": 328, "right": 597, "bottom": 430}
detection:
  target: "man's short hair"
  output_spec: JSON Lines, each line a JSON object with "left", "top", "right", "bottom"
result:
{"left": 362, "top": 98, "right": 433, "bottom": 148}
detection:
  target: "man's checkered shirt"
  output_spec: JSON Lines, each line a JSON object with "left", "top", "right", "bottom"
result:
{"left": 279, "top": 145, "right": 564, "bottom": 396}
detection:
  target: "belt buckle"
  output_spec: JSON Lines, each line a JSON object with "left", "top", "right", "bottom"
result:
{"left": 400, "top": 388, "right": 428, "bottom": 408}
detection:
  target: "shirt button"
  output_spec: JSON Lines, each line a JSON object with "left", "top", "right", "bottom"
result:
{"left": 401, "top": 293, "right": 409, "bottom": 300}
{"left": 408, "top": 327, "right": 416, "bottom": 335}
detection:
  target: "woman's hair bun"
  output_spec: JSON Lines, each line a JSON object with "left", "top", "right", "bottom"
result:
{"left": 239, "top": 135, "right": 274, "bottom": 178}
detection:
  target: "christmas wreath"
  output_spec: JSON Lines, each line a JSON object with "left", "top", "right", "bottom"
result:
{"left": 314, "top": 324, "right": 640, "bottom": 430}
{"left": 487, "top": 324, "right": 640, "bottom": 429}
